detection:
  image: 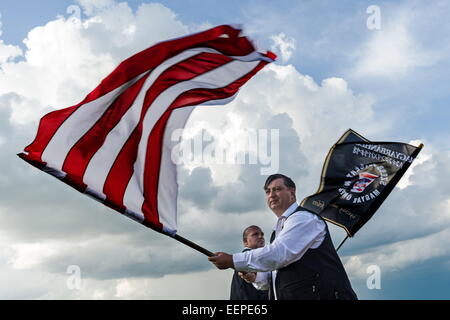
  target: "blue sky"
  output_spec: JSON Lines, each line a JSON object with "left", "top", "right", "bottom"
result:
{"left": 0, "top": 0, "right": 449, "bottom": 299}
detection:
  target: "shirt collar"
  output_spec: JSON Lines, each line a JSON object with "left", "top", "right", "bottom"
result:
{"left": 272, "top": 202, "right": 299, "bottom": 230}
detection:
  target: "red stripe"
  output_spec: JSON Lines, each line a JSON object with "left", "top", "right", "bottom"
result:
{"left": 101, "top": 53, "right": 233, "bottom": 211}
{"left": 141, "top": 60, "right": 270, "bottom": 229}
{"left": 61, "top": 73, "right": 150, "bottom": 186}
{"left": 21, "top": 25, "right": 256, "bottom": 165}
{"left": 23, "top": 106, "right": 77, "bottom": 163}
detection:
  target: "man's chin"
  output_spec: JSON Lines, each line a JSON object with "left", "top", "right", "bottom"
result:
{"left": 269, "top": 202, "right": 279, "bottom": 208}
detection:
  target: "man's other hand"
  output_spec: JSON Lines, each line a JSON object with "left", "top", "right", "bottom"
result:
{"left": 238, "top": 272, "right": 257, "bottom": 283}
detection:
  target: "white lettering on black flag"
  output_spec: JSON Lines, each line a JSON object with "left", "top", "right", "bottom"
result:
{"left": 301, "top": 129, "right": 423, "bottom": 237}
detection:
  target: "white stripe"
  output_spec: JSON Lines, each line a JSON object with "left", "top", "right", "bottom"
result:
{"left": 82, "top": 48, "right": 227, "bottom": 192}
{"left": 157, "top": 94, "right": 238, "bottom": 233}
{"left": 157, "top": 106, "right": 196, "bottom": 232}
{"left": 123, "top": 59, "right": 260, "bottom": 226}
{"left": 41, "top": 74, "right": 147, "bottom": 170}
{"left": 230, "top": 51, "right": 273, "bottom": 63}
{"left": 120, "top": 173, "right": 143, "bottom": 221}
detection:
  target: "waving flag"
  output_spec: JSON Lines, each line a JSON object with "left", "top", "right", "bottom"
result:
{"left": 300, "top": 129, "right": 423, "bottom": 240}
{"left": 18, "top": 25, "right": 275, "bottom": 238}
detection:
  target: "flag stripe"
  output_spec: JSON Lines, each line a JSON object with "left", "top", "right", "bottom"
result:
{"left": 121, "top": 59, "right": 261, "bottom": 226}
{"left": 100, "top": 52, "right": 233, "bottom": 208}
{"left": 81, "top": 49, "right": 239, "bottom": 194}
{"left": 62, "top": 51, "right": 231, "bottom": 190}
{"left": 154, "top": 62, "right": 269, "bottom": 231}
{"left": 24, "top": 77, "right": 143, "bottom": 164}
{"left": 43, "top": 49, "right": 205, "bottom": 173}
{"left": 135, "top": 59, "right": 261, "bottom": 192}
{"left": 153, "top": 93, "right": 238, "bottom": 231}
{"left": 40, "top": 74, "right": 148, "bottom": 170}
{"left": 156, "top": 105, "right": 197, "bottom": 231}
{"left": 141, "top": 60, "right": 269, "bottom": 230}
{"left": 61, "top": 72, "right": 151, "bottom": 184}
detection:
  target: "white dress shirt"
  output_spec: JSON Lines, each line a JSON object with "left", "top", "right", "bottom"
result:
{"left": 232, "top": 202, "right": 326, "bottom": 299}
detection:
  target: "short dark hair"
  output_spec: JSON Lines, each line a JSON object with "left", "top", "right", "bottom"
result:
{"left": 263, "top": 174, "right": 296, "bottom": 190}
{"left": 242, "top": 225, "right": 262, "bottom": 242}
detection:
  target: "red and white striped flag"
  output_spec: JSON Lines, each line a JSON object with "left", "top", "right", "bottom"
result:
{"left": 18, "top": 25, "right": 275, "bottom": 236}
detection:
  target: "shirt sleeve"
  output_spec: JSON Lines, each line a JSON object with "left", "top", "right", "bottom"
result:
{"left": 252, "top": 272, "right": 270, "bottom": 291}
{"left": 233, "top": 211, "right": 326, "bottom": 272}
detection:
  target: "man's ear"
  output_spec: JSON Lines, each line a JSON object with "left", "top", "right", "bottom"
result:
{"left": 290, "top": 189, "right": 296, "bottom": 200}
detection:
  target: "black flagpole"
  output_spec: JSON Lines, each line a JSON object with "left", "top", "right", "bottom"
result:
{"left": 336, "top": 235, "right": 349, "bottom": 252}
{"left": 171, "top": 234, "right": 215, "bottom": 257}
{"left": 143, "top": 219, "right": 215, "bottom": 256}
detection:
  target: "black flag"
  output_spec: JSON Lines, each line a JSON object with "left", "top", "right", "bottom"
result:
{"left": 301, "top": 129, "right": 423, "bottom": 237}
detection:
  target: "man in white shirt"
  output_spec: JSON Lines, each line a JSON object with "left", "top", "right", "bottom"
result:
{"left": 208, "top": 174, "right": 357, "bottom": 300}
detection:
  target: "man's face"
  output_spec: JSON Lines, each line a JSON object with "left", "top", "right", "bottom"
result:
{"left": 265, "top": 178, "right": 296, "bottom": 216}
{"left": 244, "top": 228, "right": 265, "bottom": 249}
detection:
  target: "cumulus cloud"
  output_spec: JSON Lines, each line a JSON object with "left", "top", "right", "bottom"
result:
{"left": 0, "top": 13, "right": 22, "bottom": 65}
{"left": 0, "top": 1, "right": 189, "bottom": 126}
{"left": 397, "top": 140, "right": 429, "bottom": 190}
{"left": 180, "top": 167, "right": 218, "bottom": 209}
{"left": 345, "top": 226, "right": 450, "bottom": 282}
{"left": 0, "top": 40, "right": 22, "bottom": 65}
{"left": 270, "top": 32, "right": 296, "bottom": 63}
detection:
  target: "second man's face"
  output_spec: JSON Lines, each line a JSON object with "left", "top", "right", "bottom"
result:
{"left": 244, "top": 228, "right": 265, "bottom": 249}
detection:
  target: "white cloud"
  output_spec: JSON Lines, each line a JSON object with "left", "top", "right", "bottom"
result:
{"left": 270, "top": 32, "right": 296, "bottom": 63}
{"left": 351, "top": 5, "right": 439, "bottom": 78}
{"left": 397, "top": 140, "right": 430, "bottom": 190}
{"left": 115, "top": 279, "right": 133, "bottom": 298}
{"left": 7, "top": 242, "right": 60, "bottom": 270}
{"left": 345, "top": 227, "right": 450, "bottom": 281}
{"left": 0, "top": 41, "right": 22, "bottom": 65}
{"left": 0, "top": 1, "right": 189, "bottom": 126}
